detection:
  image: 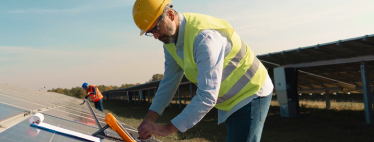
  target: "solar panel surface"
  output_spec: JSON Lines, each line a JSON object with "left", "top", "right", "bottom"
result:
{"left": 0, "top": 83, "right": 158, "bottom": 142}
{"left": 0, "top": 103, "right": 26, "bottom": 122}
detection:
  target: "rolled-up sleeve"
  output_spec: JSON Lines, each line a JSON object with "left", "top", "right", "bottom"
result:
{"left": 149, "top": 45, "right": 184, "bottom": 115}
{"left": 171, "top": 30, "right": 227, "bottom": 132}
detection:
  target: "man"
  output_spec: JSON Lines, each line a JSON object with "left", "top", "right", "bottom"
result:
{"left": 80, "top": 82, "right": 104, "bottom": 112}
{"left": 133, "top": 0, "right": 274, "bottom": 141}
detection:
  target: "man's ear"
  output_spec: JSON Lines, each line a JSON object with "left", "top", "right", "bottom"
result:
{"left": 167, "top": 10, "right": 175, "bottom": 21}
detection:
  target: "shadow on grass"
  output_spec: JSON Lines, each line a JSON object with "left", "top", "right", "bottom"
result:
{"left": 103, "top": 100, "right": 374, "bottom": 142}
{"left": 263, "top": 105, "right": 374, "bottom": 142}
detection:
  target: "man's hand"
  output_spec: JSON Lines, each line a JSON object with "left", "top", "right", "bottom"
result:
{"left": 137, "top": 110, "right": 178, "bottom": 139}
{"left": 137, "top": 119, "right": 153, "bottom": 139}
{"left": 137, "top": 121, "right": 178, "bottom": 139}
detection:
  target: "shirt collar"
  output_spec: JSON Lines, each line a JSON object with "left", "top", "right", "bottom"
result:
{"left": 174, "top": 13, "right": 186, "bottom": 47}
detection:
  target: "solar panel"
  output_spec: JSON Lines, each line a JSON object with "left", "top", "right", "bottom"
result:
{"left": 0, "top": 103, "right": 26, "bottom": 122}
{"left": 0, "top": 83, "right": 159, "bottom": 142}
{"left": 0, "top": 93, "right": 43, "bottom": 110}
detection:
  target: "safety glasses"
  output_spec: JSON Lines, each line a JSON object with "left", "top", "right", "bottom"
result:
{"left": 145, "top": 15, "right": 163, "bottom": 37}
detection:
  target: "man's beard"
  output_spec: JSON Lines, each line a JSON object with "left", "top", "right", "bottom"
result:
{"left": 158, "top": 25, "right": 176, "bottom": 44}
{"left": 158, "top": 35, "right": 175, "bottom": 44}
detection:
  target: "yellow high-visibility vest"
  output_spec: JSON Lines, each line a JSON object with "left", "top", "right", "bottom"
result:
{"left": 165, "top": 13, "right": 268, "bottom": 111}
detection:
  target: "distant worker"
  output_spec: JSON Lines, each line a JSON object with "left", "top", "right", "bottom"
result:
{"left": 80, "top": 83, "right": 104, "bottom": 112}
{"left": 133, "top": 0, "right": 274, "bottom": 142}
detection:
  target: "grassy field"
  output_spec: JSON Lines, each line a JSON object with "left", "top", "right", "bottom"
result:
{"left": 98, "top": 93, "right": 374, "bottom": 142}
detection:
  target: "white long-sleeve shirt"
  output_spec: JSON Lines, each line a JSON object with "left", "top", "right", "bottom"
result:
{"left": 149, "top": 13, "right": 274, "bottom": 132}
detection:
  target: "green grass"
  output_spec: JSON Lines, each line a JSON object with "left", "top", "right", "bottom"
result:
{"left": 99, "top": 101, "right": 225, "bottom": 142}
{"left": 96, "top": 94, "right": 374, "bottom": 142}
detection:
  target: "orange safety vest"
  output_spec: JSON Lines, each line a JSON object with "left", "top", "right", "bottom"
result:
{"left": 87, "top": 85, "right": 103, "bottom": 102}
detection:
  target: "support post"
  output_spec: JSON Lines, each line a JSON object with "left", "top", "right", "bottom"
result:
{"left": 178, "top": 87, "right": 181, "bottom": 108}
{"left": 126, "top": 92, "right": 128, "bottom": 102}
{"left": 190, "top": 83, "right": 194, "bottom": 98}
{"left": 148, "top": 89, "right": 151, "bottom": 104}
{"left": 184, "top": 91, "right": 186, "bottom": 104}
{"left": 274, "top": 67, "right": 299, "bottom": 117}
{"left": 361, "top": 61, "right": 373, "bottom": 124}
{"left": 325, "top": 91, "right": 331, "bottom": 109}
{"left": 138, "top": 91, "right": 141, "bottom": 104}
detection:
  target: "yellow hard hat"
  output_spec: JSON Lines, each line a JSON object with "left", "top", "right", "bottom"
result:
{"left": 132, "top": 0, "right": 172, "bottom": 36}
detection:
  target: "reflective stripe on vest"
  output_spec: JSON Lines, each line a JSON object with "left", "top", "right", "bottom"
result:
{"left": 164, "top": 13, "right": 268, "bottom": 111}
{"left": 218, "top": 57, "right": 260, "bottom": 103}
{"left": 88, "top": 85, "right": 103, "bottom": 102}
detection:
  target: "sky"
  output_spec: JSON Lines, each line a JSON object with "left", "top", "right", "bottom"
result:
{"left": 1, "top": 0, "right": 374, "bottom": 91}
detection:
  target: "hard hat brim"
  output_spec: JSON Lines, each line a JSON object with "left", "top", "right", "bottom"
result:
{"left": 140, "top": 29, "right": 146, "bottom": 36}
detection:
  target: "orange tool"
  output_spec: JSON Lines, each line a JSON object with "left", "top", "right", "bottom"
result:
{"left": 105, "top": 113, "right": 137, "bottom": 142}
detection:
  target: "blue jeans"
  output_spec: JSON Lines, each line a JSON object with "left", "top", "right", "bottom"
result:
{"left": 94, "top": 99, "right": 104, "bottom": 112}
{"left": 225, "top": 94, "right": 272, "bottom": 142}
